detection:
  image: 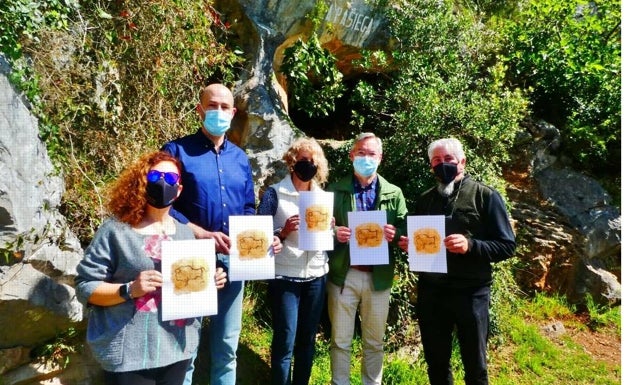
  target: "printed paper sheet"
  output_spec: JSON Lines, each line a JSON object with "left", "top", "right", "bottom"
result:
{"left": 407, "top": 215, "right": 447, "bottom": 273}
{"left": 348, "top": 210, "right": 389, "bottom": 265}
{"left": 161, "top": 239, "right": 217, "bottom": 321}
{"left": 298, "top": 191, "right": 334, "bottom": 251}
{"left": 229, "top": 215, "right": 275, "bottom": 281}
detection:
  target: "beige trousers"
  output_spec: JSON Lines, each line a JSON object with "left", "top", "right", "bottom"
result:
{"left": 327, "top": 268, "right": 391, "bottom": 385}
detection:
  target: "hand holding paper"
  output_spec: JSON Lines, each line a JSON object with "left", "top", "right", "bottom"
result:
{"left": 406, "top": 215, "right": 447, "bottom": 273}
{"left": 335, "top": 226, "right": 351, "bottom": 243}
{"left": 443, "top": 233, "right": 470, "bottom": 254}
{"left": 347, "top": 210, "right": 389, "bottom": 265}
{"left": 382, "top": 223, "right": 397, "bottom": 243}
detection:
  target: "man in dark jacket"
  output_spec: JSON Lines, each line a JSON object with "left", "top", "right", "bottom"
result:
{"left": 399, "top": 137, "right": 516, "bottom": 385}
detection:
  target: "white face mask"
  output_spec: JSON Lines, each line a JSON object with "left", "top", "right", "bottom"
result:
{"left": 203, "top": 109, "right": 232, "bottom": 136}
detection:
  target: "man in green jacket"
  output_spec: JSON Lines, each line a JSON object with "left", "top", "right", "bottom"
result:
{"left": 327, "top": 132, "right": 408, "bottom": 385}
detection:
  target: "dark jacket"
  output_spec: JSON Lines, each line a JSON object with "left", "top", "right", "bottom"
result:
{"left": 415, "top": 175, "right": 516, "bottom": 288}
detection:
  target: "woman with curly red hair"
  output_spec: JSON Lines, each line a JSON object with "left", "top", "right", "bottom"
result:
{"left": 75, "top": 150, "right": 226, "bottom": 385}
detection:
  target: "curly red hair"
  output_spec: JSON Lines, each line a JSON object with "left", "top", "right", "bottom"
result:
{"left": 106, "top": 151, "right": 182, "bottom": 226}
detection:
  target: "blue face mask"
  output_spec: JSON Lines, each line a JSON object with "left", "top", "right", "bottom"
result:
{"left": 203, "top": 109, "right": 232, "bottom": 136}
{"left": 353, "top": 156, "right": 379, "bottom": 177}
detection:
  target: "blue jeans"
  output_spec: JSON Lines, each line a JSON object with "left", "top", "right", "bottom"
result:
{"left": 269, "top": 275, "right": 327, "bottom": 385}
{"left": 183, "top": 254, "right": 244, "bottom": 385}
{"left": 417, "top": 284, "right": 491, "bottom": 385}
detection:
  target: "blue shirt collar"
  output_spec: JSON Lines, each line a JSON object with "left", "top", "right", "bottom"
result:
{"left": 353, "top": 175, "right": 378, "bottom": 192}
{"left": 194, "top": 128, "right": 229, "bottom": 152}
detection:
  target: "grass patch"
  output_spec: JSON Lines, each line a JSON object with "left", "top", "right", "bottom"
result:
{"left": 235, "top": 291, "right": 620, "bottom": 385}
{"left": 585, "top": 294, "right": 621, "bottom": 333}
{"left": 490, "top": 310, "right": 620, "bottom": 385}
{"left": 522, "top": 292, "right": 576, "bottom": 321}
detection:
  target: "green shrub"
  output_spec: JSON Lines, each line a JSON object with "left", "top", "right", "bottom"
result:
{"left": 0, "top": 0, "right": 78, "bottom": 61}
{"left": 15, "top": 0, "right": 244, "bottom": 243}
{"left": 280, "top": 34, "right": 345, "bottom": 118}
{"left": 349, "top": 0, "right": 528, "bottom": 211}
{"left": 502, "top": 0, "right": 621, "bottom": 176}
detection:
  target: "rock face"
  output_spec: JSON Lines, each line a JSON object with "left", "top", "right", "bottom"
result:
{"left": 216, "top": 0, "right": 389, "bottom": 191}
{"left": 508, "top": 122, "right": 621, "bottom": 306}
{"left": 534, "top": 167, "right": 621, "bottom": 305}
{"left": 0, "top": 59, "right": 87, "bottom": 383}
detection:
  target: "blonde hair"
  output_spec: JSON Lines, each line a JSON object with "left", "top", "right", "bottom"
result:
{"left": 282, "top": 137, "right": 329, "bottom": 186}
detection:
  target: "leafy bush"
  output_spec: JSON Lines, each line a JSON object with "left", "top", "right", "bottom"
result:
{"left": 280, "top": 34, "right": 345, "bottom": 117}
{"left": 12, "top": 0, "right": 244, "bottom": 243}
{"left": 0, "top": 0, "right": 78, "bottom": 61}
{"left": 502, "top": 0, "right": 621, "bottom": 175}
{"left": 349, "top": 0, "right": 528, "bottom": 211}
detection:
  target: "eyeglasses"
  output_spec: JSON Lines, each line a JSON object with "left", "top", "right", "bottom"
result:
{"left": 147, "top": 170, "right": 180, "bottom": 185}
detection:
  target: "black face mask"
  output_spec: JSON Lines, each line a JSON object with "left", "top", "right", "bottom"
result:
{"left": 433, "top": 162, "right": 458, "bottom": 184}
{"left": 293, "top": 160, "right": 318, "bottom": 182}
{"left": 146, "top": 179, "right": 179, "bottom": 208}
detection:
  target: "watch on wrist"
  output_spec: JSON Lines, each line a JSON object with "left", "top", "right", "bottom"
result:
{"left": 274, "top": 228, "right": 285, "bottom": 242}
{"left": 119, "top": 282, "right": 133, "bottom": 301}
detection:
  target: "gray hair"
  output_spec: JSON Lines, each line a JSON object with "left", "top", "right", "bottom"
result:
{"left": 352, "top": 132, "right": 383, "bottom": 154}
{"left": 427, "top": 138, "right": 465, "bottom": 161}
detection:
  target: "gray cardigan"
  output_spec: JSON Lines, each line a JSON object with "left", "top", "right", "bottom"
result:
{"left": 75, "top": 218, "right": 200, "bottom": 372}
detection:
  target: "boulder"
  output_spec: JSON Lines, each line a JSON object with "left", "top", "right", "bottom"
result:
{"left": 508, "top": 120, "right": 621, "bottom": 306}
{"left": 534, "top": 146, "right": 621, "bottom": 306}
{"left": 0, "top": 60, "right": 85, "bottom": 380}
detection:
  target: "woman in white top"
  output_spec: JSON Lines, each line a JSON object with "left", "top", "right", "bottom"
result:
{"left": 257, "top": 137, "right": 330, "bottom": 385}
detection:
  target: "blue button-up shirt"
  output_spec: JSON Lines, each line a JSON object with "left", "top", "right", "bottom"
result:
{"left": 162, "top": 130, "right": 256, "bottom": 235}
{"left": 353, "top": 176, "right": 378, "bottom": 212}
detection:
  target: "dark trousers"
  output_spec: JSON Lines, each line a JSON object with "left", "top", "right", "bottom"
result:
{"left": 268, "top": 275, "right": 327, "bottom": 385}
{"left": 104, "top": 359, "right": 190, "bottom": 385}
{"left": 417, "top": 284, "right": 491, "bottom": 385}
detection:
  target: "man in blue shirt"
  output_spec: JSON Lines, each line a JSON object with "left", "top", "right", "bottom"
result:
{"left": 162, "top": 83, "right": 255, "bottom": 385}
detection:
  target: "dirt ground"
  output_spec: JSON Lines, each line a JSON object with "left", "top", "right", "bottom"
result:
{"left": 566, "top": 318, "right": 621, "bottom": 367}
